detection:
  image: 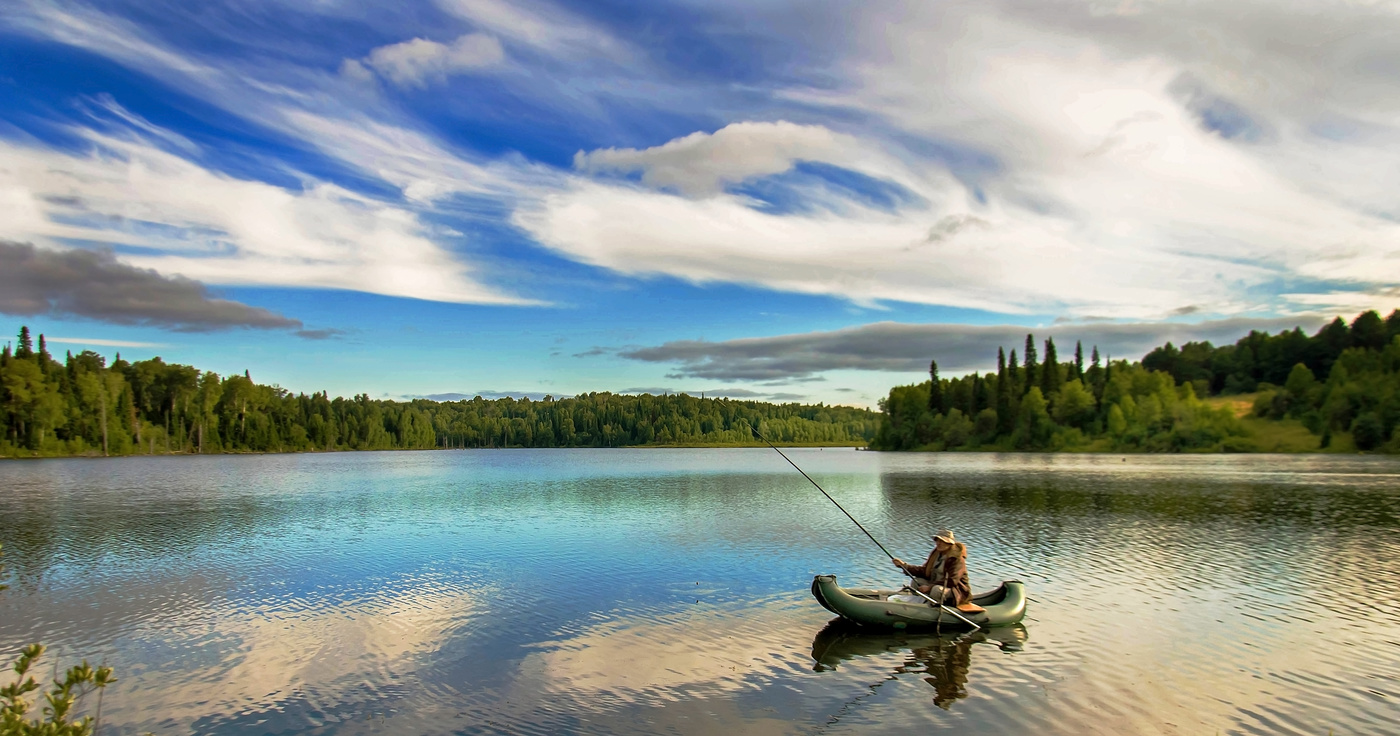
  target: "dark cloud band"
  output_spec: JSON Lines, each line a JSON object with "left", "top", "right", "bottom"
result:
{"left": 0, "top": 241, "right": 302, "bottom": 333}
{"left": 620, "top": 316, "right": 1333, "bottom": 381}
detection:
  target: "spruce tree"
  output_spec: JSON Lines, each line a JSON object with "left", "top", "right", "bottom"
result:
{"left": 1022, "top": 334, "right": 1038, "bottom": 395}
{"left": 1041, "top": 337, "right": 1059, "bottom": 397}
{"left": 968, "top": 373, "right": 981, "bottom": 415}
{"left": 16, "top": 326, "right": 33, "bottom": 359}
{"left": 1074, "top": 341, "right": 1084, "bottom": 379}
{"left": 928, "top": 359, "right": 944, "bottom": 413}
{"left": 995, "top": 361, "right": 1014, "bottom": 436}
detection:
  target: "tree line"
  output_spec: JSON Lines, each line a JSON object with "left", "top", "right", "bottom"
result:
{"left": 0, "top": 327, "right": 877, "bottom": 458}
{"left": 873, "top": 309, "right": 1400, "bottom": 453}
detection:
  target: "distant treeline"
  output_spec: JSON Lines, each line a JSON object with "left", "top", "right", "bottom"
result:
{"left": 873, "top": 309, "right": 1400, "bottom": 453}
{"left": 0, "top": 327, "right": 877, "bottom": 458}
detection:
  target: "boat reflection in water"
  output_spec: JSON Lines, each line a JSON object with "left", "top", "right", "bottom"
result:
{"left": 810, "top": 620, "right": 1028, "bottom": 710}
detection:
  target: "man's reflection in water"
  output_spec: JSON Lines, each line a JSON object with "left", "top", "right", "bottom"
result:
{"left": 810, "top": 620, "right": 1027, "bottom": 710}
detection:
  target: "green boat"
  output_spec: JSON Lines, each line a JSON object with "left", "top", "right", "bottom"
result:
{"left": 810, "top": 575, "right": 1028, "bottom": 630}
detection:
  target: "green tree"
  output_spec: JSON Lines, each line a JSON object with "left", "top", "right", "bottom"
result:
{"left": 1350, "top": 310, "right": 1386, "bottom": 351}
{"left": 927, "top": 359, "right": 943, "bottom": 414}
{"left": 1106, "top": 403, "right": 1127, "bottom": 436}
{"left": 995, "top": 349, "right": 1014, "bottom": 436}
{"left": 1351, "top": 412, "right": 1385, "bottom": 451}
{"left": 15, "top": 327, "right": 33, "bottom": 359}
{"left": 1022, "top": 334, "right": 1038, "bottom": 395}
{"left": 1013, "top": 387, "right": 1053, "bottom": 448}
{"left": 1284, "top": 363, "right": 1316, "bottom": 400}
{"left": 1052, "top": 379, "right": 1096, "bottom": 429}
{"left": 1041, "top": 337, "right": 1060, "bottom": 398}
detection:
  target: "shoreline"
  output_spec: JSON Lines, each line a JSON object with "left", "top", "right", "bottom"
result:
{"left": 6, "top": 443, "right": 1391, "bottom": 461}
{"left": 0, "top": 441, "right": 871, "bottom": 460}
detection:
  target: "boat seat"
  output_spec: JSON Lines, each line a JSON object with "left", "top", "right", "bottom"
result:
{"left": 956, "top": 603, "right": 986, "bottom": 613}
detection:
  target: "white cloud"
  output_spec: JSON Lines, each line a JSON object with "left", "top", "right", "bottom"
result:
{"left": 361, "top": 33, "right": 505, "bottom": 88}
{"left": 46, "top": 337, "right": 168, "bottom": 348}
{"left": 529, "top": 1, "right": 1400, "bottom": 318}
{"left": 0, "top": 0, "right": 517, "bottom": 207}
{"left": 6, "top": 0, "right": 1400, "bottom": 322}
{"left": 435, "top": 0, "right": 627, "bottom": 60}
{"left": 576, "top": 121, "right": 873, "bottom": 198}
{"left": 0, "top": 130, "right": 532, "bottom": 305}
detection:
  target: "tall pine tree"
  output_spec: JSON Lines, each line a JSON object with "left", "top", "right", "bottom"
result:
{"left": 928, "top": 359, "right": 943, "bottom": 413}
{"left": 16, "top": 327, "right": 33, "bottom": 359}
{"left": 1041, "top": 337, "right": 1059, "bottom": 398}
{"left": 1074, "top": 341, "right": 1085, "bottom": 380}
{"left": 1023, "top": 334, "right": 1038, "bottom": 395}
{"left": 996, "top": 351, "right": 1014, "bottom": 435}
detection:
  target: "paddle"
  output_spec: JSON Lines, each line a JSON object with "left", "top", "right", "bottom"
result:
{"left": 742, "top": 419, "right": 981, "bottom": 631}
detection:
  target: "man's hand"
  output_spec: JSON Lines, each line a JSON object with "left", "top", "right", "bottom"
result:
{"left": 892, "top": 557, "right": 905, "bottom": 568}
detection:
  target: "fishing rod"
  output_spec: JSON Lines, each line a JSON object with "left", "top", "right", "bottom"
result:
{"left": 742, "top": 419, "right": 982, "bottom": 631}
{"left": 744, "top": 422, "right": 896, "bottom": 561}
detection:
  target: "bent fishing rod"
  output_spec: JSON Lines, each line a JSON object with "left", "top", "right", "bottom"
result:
{"left": 742, "top": 420, "right": 980, "bottom": 630}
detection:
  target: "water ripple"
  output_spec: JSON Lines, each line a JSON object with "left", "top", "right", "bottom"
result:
{"left": 1, "top": 450, "right": 1398, "bottom": 734}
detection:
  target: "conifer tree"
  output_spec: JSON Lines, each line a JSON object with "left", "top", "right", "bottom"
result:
{"left": 1074, "top": 341, "right": 1085, "bottom": 379}
{"left": 997, "top": 347, "right": 1006, "bottom": 377}
{"left": 16, "top": 326, "right": 33, "bottom": 359}
{"left": 927, "top": 359, "right": 943, "bottom": 413}
{"left": 995, "top": 371, "right": 1013, "bottom": 437}
{"left": 38, "top": 334, "right": 50, "bottom": 374}
{"left": 968, "top": 373, "right": 981, "bottom": 415}
{"left": 1023, "top": 334, "right": 1038, "bottom": 394}
{"left": 1041, "top": 337, "right": 1059, "bottom": 398}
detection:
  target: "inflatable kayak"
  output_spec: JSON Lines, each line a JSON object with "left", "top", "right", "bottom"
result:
{"left": 811, "top": 575, "right": 1027, "bottom": 630}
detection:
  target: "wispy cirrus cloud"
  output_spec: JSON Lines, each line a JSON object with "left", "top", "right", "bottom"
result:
{"left": 0, "top": 125, "right": 530, "bottom": 305}
{"left": 621, "top": 316, "right": 1336, "bottom": 382}
{"left": 45, "top": 336, "right": 168, "bottom": 348}
{"left": 5, "top": 0, "right": 1400, "bottom": 329}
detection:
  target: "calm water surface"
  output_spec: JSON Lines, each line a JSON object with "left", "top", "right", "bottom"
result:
{"left": 1, "top": 450, "right": 1398, "bottom": 735}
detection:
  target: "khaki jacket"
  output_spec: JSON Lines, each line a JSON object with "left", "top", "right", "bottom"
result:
{"left": 898, "top": 544, "right": 972, "bottom": 606}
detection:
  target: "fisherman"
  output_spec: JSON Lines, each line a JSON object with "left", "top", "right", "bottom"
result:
{"left": 891, "top": 529, "right": 980, "bottom": 612}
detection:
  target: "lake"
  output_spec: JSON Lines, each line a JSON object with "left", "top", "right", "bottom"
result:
{"left": 1, "top": 449, "right": 1397, "bottom": 735}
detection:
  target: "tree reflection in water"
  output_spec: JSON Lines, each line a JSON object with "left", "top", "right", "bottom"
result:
{"left": 810, "top": 620, "right": 1027, "bottom": 710}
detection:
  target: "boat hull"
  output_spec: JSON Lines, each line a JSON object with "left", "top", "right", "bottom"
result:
{"left": 810, "top": 575, "right": 1027, "bottom": 630}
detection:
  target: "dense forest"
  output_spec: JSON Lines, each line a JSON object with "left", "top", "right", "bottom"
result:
{"left": 0, "top": 327, "right": 877, "bottom": 458}
{"left": 873, "top": 309, "right": 1400, "bottom": 453}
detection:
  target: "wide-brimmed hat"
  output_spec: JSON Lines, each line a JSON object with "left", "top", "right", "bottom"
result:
{"left": 933, "top": 529, "right": 956, "bottom": 544}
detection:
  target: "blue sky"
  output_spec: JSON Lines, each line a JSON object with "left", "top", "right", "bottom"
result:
{"left": 2, "top": 0, "right": 1398, "bottom": 407}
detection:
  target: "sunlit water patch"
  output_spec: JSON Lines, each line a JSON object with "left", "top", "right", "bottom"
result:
{"left": 1, "top": 450, "right": 1397, "bottom": 734}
